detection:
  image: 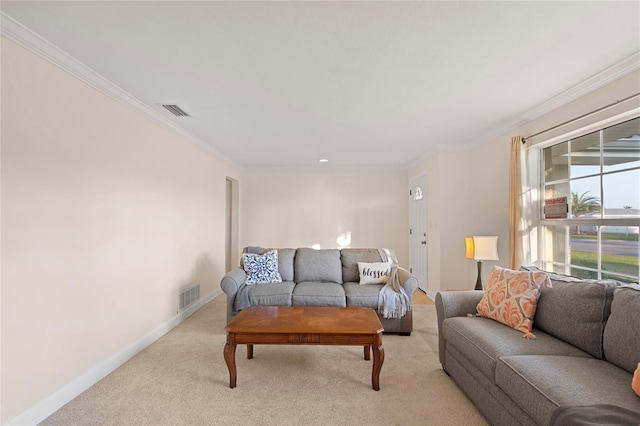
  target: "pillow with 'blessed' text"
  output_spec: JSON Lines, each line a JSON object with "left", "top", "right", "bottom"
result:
{"left": 358, "top": 261, "right": 392, "bottom": 285}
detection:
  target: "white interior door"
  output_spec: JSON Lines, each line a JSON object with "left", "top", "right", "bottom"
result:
{"left": 409, "top": 174, "right": 428, "bottom": 294}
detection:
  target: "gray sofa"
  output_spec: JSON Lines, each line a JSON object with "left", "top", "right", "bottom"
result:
{"left": 220, "top": 247, "right": 419, "bottom": 334}
{"left": 436, "top": 270, "right": 640, "bottom": 426}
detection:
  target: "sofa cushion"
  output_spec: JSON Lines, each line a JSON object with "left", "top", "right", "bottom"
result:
{"left": 249, "top": 281, "right": 295, "bottom": 306}
{"left": 496, "top": 355, "right": 640, "bottom": 426}
{"left": 521, "top": 265, "right": 583, "bottom": 284}
{"left": 242, "top": 247, "right": 296, "bottom": 282}
{"left": 343, "top": 282, "right": 382, "bottom": 308}
{"left": 550, "top": 405, "right": 640, "bottom": 426}
{"left": 294, "top": 248, "right": 343, "bottom": 283}
{"left": 476, "top": 266, "right": 551, "bottom": 338}
{"left": 291, "top": 282, "right": 346, "bottom": 307}
{"left": 603, "top": 285, "right": 640, "bottom": 373}
{"left": 340, "top": 248, "right": 383, "bottom": 283}
{"left": 242, "top": 250, "right": 283, "bottom": 284}
{"left": 240, "top": 246, "right": 296, "bottom": 281}
{"left": 274, "top": 248, "right": 296, "bottom": 282}
{"left": 633, "top": 363, "right": 640, "bottom": 397}
{"left": 534, "top": 277, "right": 618, "bottom": 359}
{"left": 444, "top": 346, "right": 536, "bottom": 426}
{"left": 442, "top": 316, "right": 592, "bottom": 381}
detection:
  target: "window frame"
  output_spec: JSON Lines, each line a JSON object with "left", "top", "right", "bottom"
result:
{"left": 536, "top": 115, "right": 640, "bottom": 283}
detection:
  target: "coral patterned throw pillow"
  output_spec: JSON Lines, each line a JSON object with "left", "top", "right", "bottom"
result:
{"left": 476, "top": 266, "right": 552, "bottom": 339}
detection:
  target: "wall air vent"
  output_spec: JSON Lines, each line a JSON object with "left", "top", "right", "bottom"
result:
{"left": 179, "top": 283, "right": 200, "bottom": 312}
{"left": 162, "top": 104, "right": 190, "bottom": 117}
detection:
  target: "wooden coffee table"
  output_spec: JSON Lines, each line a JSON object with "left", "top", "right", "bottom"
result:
{"left": 224, "top": 306, "right": 385, "bottom": 390}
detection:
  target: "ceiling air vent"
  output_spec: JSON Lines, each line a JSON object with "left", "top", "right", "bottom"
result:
{"left": 162, "top": 104, "right": 190, "bottom": 117}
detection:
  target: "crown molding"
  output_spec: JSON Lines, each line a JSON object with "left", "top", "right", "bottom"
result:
{"left": 1, "top": 12, "right": 239, "bottom": 168}
{"left": 405, "top": 141, "right": 475, "bottom": 170}
{"left": 518, "top": 51, "right": 640, "bottom": 125}
{"left": 439, "top": 51, "right": 640, "bottom": 156}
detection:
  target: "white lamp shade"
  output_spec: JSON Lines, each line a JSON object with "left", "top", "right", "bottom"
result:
{"left": 469, "top": 236, "right": 499, "bottom": 261}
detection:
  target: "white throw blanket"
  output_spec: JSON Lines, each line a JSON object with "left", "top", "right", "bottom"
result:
{"left": 377, "top": 248, "right": 412, "bottom": 319}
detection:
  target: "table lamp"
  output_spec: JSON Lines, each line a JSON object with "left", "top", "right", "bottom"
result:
{"left": 465, "top": 236, "right": 499, "bottom": 290}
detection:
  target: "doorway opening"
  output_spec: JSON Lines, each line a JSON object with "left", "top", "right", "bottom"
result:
{"left": 225, "top": 177, "right": 239, "bottom": 273}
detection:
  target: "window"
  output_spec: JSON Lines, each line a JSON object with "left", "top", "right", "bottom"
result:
{"left": 540, "top": 117, "right": 640, "bottom": 283}
{"left": 413, "top": 186, "right": 423, "bottom": 201}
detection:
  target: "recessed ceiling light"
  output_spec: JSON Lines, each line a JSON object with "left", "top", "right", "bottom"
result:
{"left": 319, "top": 159, "right": 329, "bottom": 163}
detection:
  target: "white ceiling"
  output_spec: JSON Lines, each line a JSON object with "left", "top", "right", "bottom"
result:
{"left": 2, "top": 1, "right": 639, "bottom": 170}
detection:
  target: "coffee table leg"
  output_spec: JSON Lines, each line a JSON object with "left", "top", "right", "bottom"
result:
{"left": 224, "top": 334, "right": 237, "bottom": 388}
{"left": 364, "top": 345, "right": 370, "bottom": 360}
{"left": 371, "top": 334, "right": 384, "bottom": 391}
{"left": 247, "top": 344, "right": 253, "bottom": 359}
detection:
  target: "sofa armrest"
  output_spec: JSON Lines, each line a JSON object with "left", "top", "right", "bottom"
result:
{"left": 397, "top": 267, "right": 419, "bottom": 297}
{"left": 221, "top": 267, "right": 247, "bottom": 324}
{"left": 220, "top": 267, "right": 247, "bottom": 296}
{"left": 435, "top": 290, "right": 484, "bottom": 370}
{"left": 436, "top": 291, "right": 483, "bottom": 320}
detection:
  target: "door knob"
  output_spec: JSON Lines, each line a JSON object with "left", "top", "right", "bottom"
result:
{"left": 421, "top": 241, "right": 426, "bottom": 245}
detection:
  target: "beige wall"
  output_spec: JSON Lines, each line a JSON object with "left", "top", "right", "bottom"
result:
{"left": 240, "top": 171, "right": 410, "bottom": 267}
{"left": 410, "top": 70, "right": 640, "bottom": 294}
{"left": 1, "top": 38, "right": 240, "bottom": 422}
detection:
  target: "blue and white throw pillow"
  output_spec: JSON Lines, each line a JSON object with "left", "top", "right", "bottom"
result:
{"left": 242, "top": 249, "right": 283, "bottom": 284}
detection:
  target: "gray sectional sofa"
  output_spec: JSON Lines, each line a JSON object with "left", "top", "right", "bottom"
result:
{"left": 436, "top": 270, "right": 640, "bottom": 426}
{"left": 221, "top": 247, "right": 419, "bottom": 334}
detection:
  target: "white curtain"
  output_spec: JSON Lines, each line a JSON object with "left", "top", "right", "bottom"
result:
{"left": 509, "top": 137, "right": 539, "bottom": 269}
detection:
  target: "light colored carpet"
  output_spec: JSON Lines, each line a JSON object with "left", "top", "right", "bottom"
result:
{"left": 40, "top": 295, "right": 488, "bottom": 425}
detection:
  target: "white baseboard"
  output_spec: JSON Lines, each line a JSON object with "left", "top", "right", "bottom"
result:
{"left": 6, "top": 288, "right": 222, "bottom": 426}
{"left": 425, "top": 289, "right": 436, "bottom": 301}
